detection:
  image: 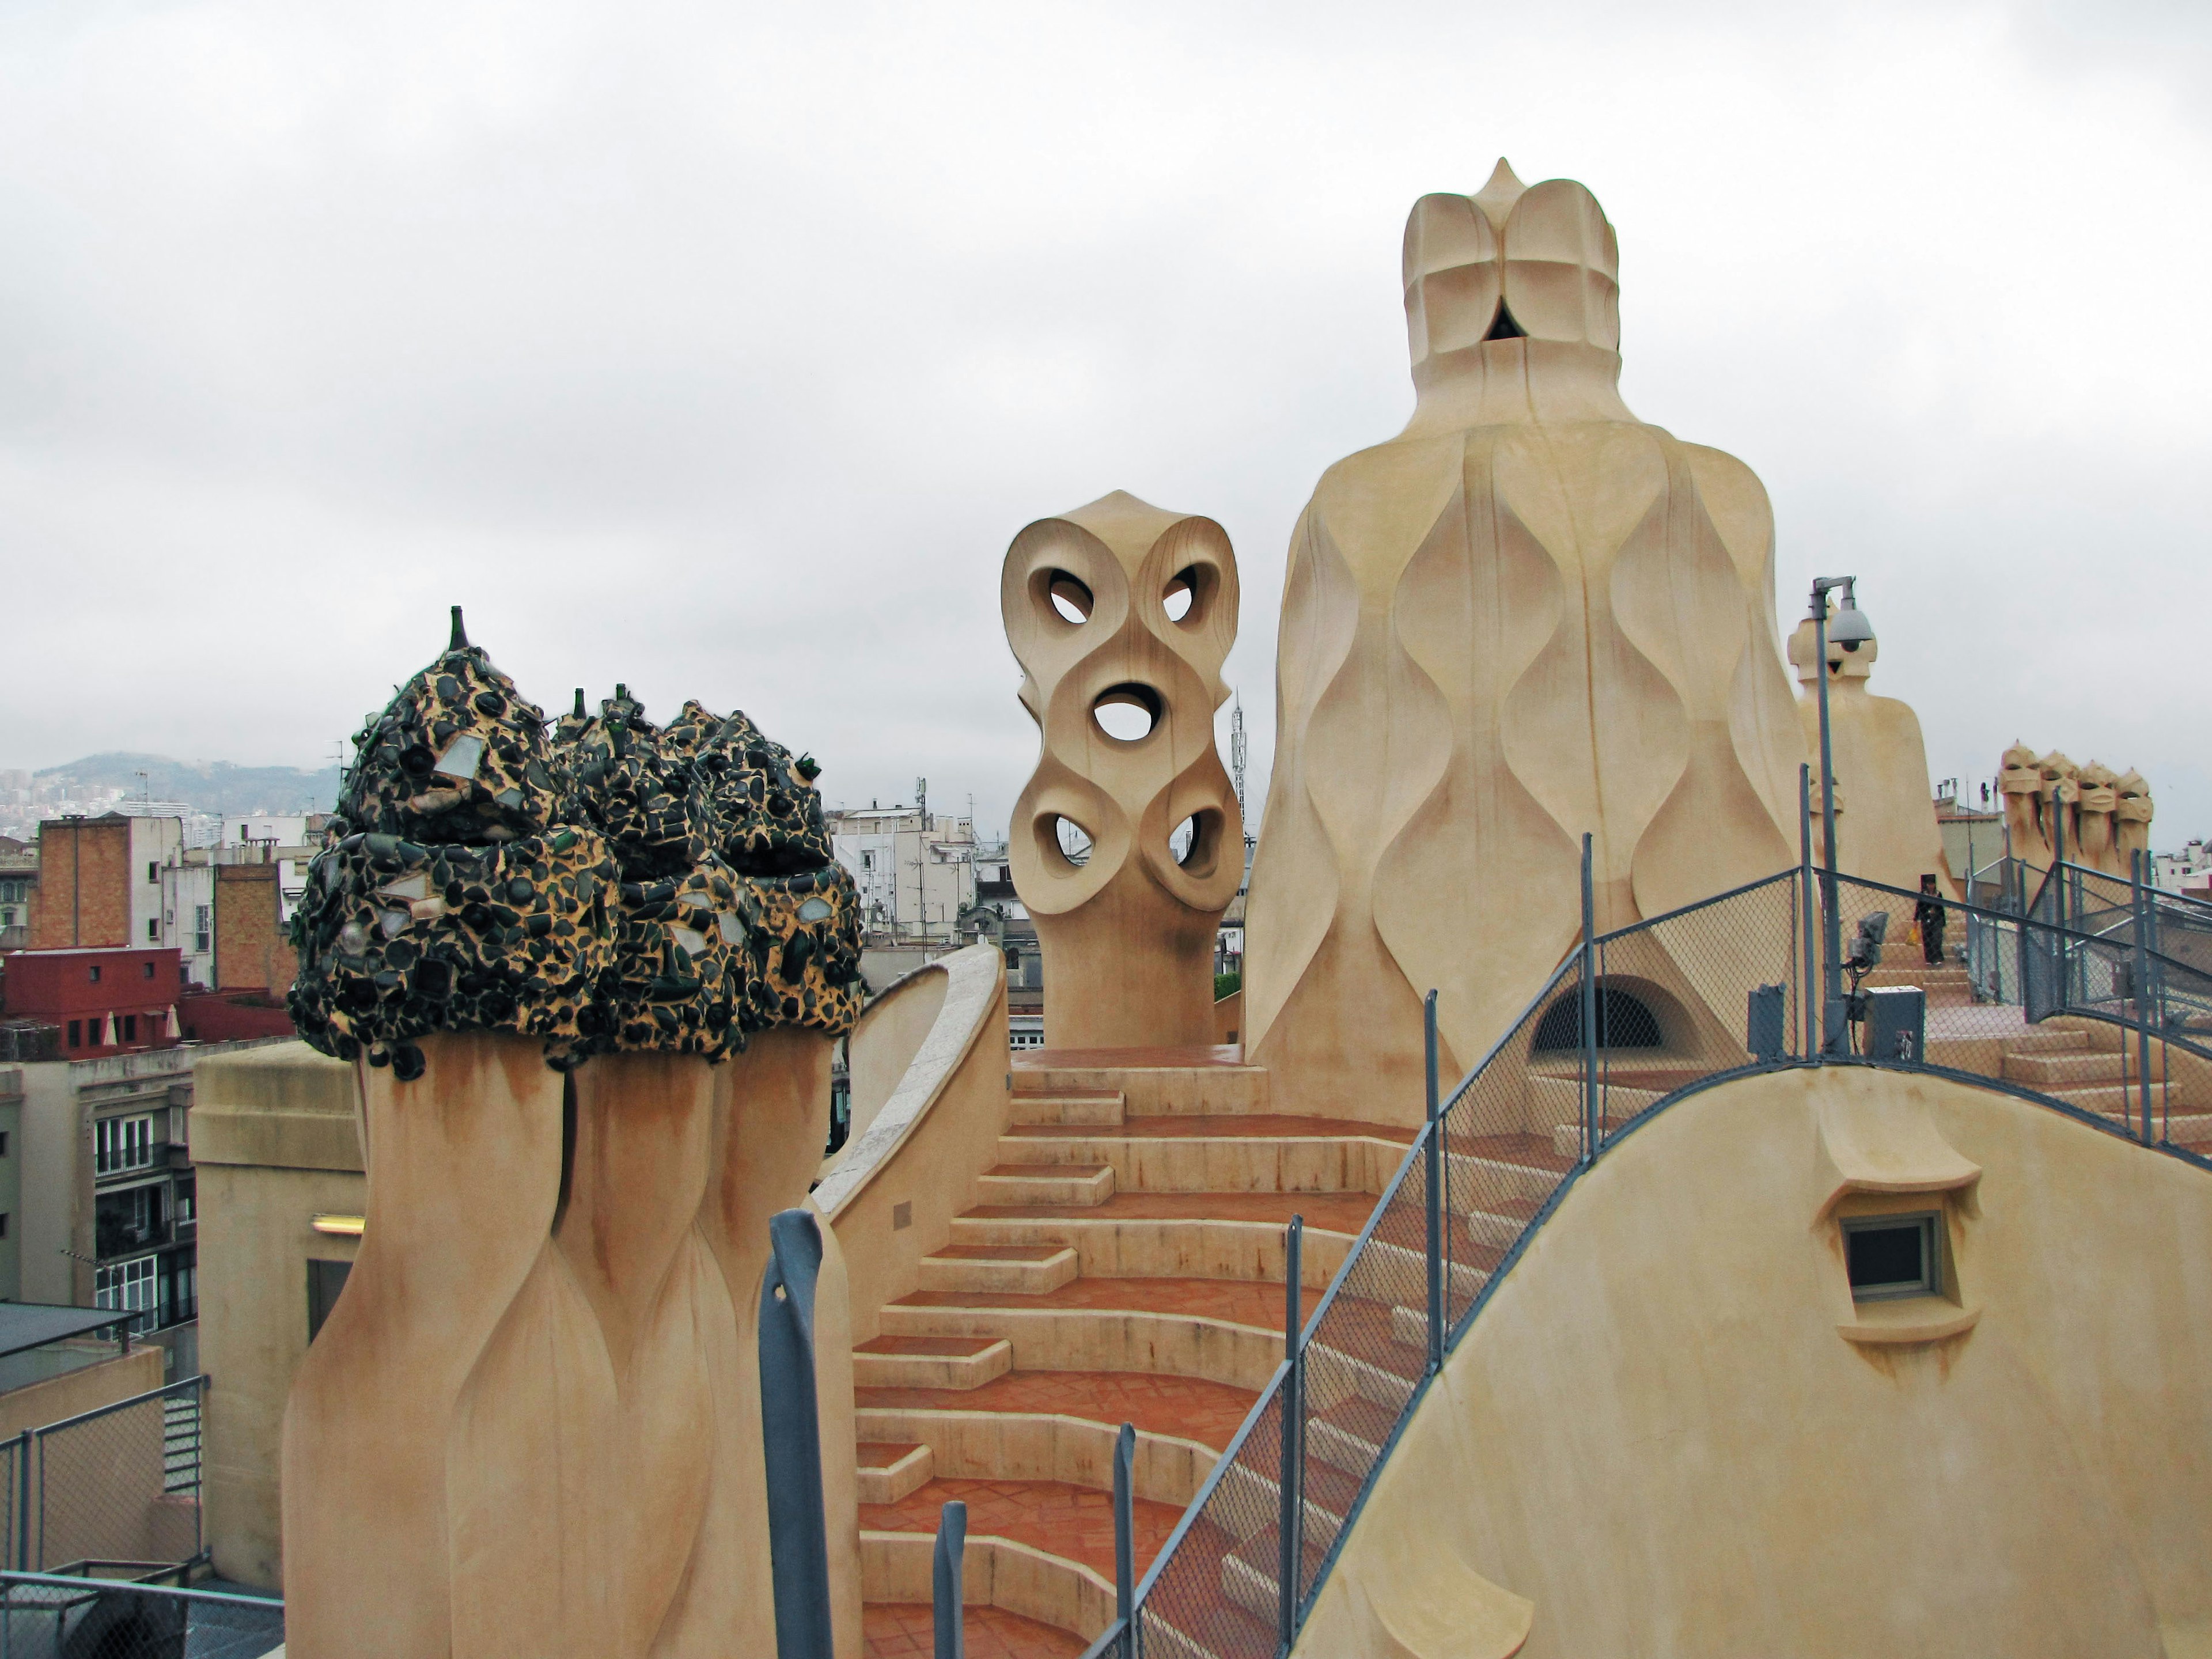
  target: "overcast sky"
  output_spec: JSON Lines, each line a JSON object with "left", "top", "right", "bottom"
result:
{"left": 2, "top": 0, "right": 2206, "bottom": 850}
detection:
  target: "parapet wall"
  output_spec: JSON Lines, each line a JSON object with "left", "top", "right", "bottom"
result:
{"left": 1301, "top": 1065, "right": 2212, "bottom": 1657}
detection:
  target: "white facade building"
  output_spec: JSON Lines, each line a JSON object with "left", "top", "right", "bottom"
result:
{"left": 827, "top": 808, "right": 977, "bottom": 943}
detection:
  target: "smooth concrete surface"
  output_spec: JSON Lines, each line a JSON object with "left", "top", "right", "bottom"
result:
{"left": 1002, "top": 492, "right": 1244, "bottom": 1049}
{"left": 842, "top": 963, "right": 950, "bottom": 1160}
{"left": 819, "top": 944, "right": 1010, "bottom": 1344}
{"left": 1302, "top": 1066, "right": 2212, "bottom": 1657}
{"left": 191, "top": 1039, "right": 362, "bottom": 1592}
{"left": 275, "top": 1030, "right": 861, "bottom": 1659}
{"left": 0, "top": 1344, "right": 163, "bottom": 1441}
{"left": 1246, "top": 160, "right": 1806, "bottom": 1123}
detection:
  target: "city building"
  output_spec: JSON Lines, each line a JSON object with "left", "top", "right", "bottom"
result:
{"left": 827, "top": 804, "right": 977, "bottom": 942}
{"left": 0, "top": 834, "right": 33, "bottom": 950}
{"left": 29, "top": 814, "right": 182, "bottom": 951}
{"left": 2155, "top": 839, "right": 2212, "bottom": 897}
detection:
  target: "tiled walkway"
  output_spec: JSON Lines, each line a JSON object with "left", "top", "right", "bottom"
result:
{"left": 861, "top": 1475, "right": 1183, "bottom": 1578}
{"left": 858, "top": 1368, "right": 1259, "bottom": 1449}
{"left": 863, "top": 1601, "right": 1084, "bottom": 1657}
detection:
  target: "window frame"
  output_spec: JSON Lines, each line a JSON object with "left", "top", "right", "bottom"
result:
{"left": 1841, "top": 1210, "right": 1942, "bottom": 1302}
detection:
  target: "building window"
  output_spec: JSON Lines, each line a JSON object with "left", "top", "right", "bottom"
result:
{"left": 0, "top": 1131, "right": 11, "bottom": 1156}
{"left": 121, "top": 1014, "right": 138, "bottom": 1044}
{"left": 147, "top": 919, "right": 158, "bottom": 941}
{"left": 95, "top": 1114, "right": 155, "bottom": 1176}
{"left": 862, "top": 850, "right": 876, "bottom": 871}
{"left": 147, "top": 861, "right": 158, "bottom": 884}
{"left": 95, "top": 1256, "right": 159, "bottom": 1335}
{"left": 194, "top": 905, "right": 211, "bottom": 954}
{"left": 308, "top": 1258, "right": 353, "bottom": 1343}
{"left": 88, "top": 965, "right": 101, "bottom": 984}
{"left": 0, "top": 1214, "right": 10, "bottom": 1239}
{"left": 67, "top": 1021, "right": 81, "bottom": 1048}
{"left": 143, "top": 961, "right": 156, "bottom": 979}
{"left": 1843, "top": 1213, "right": 1941, "bottom": 1301}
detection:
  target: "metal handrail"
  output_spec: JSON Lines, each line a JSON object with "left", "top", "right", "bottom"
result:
{"left": 1127, "top": 1357, "right": 1290, "bottom": 1608}
{"left": 0, "top": 1569, "right": 279, "bottom": 1610}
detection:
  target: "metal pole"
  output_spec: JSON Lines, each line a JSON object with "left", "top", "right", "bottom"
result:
{"left": 2052, "top": 796, "right": 2067, "bottom": 1011}
{"left": 759, "top": 1209, "right": 835, "bottom": 1659}
{"left": 1815, "top": 603, "right": 1844, "bottom": 1054}
{"left": 1113, "top": 1422, "right": 1136, "bottom": 1659}
{"left": 14, "top": 1429, "right": 28, "bottom": 1571}
{"left": 1278, "top": 1214, "right": 1304, "bottom": 1650}
{"left": 2134, "top": 849, "right": 2156, "bottom": 1146}
{"left": 1580, "top": 833, "right": 1597, "bottom": 1159}
{"left": 1423, "top": 989, "right": 1442, "bottom": 1373}
{"left": 1799, "top": 763, "right": 1817, "bottom": 1056}
{"left": 933, "top": 1501, "right": 967, "bottom": 1659}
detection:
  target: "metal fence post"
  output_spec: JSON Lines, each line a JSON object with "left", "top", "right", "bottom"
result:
{"left": 2134, "top": 849, "right": 2156, "bottom": 1145}
{"left": 933, "top": 1499, "right": 966, "bottom": 1659}
{"left": 1580, "top": 833, "right": 1598, "bottom": 1160}
{"left": 12, "top": 1429, "right": 27, "bottom": 1571}
{"left": 1113, "top": 1421, "right": 1136, "bottom": 1659}
{"left": 1423, "top": 990, "right": 1442, "bottom": 1373}
{"left": 1278, "top": 1214, "right": 1304, "bottom": 1650}
{"left": 759, "top": 1208, "right": 834, "bottom": 1659}
{"left": 1799, "top": 763, "right": 1817, "bottom": 1056}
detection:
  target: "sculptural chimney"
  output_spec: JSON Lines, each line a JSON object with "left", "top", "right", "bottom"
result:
{"left": 1244, "top": 161, "right": 1805, "bottom": 1120}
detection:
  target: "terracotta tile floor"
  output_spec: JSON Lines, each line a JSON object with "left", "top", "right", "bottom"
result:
{"left": 857, "top": 1369, "right": 1259, "bottom": 1450}
{"left": 898, "top": 1275, "right": 1288, "bottom": 1328}
{"left": 855, "top": 1334, "right": 1003, "bottom": 1356}
{"left": 1013, "top": 1044, "right": 1249, "bottom": 1069}
{"left": 1446, "top": 1130, "right": 1574, "bottom": 1173}
{"left": 966, "top": 1189, "right": 1382, "bottom": 1233}
{"left": 863, "top": 1600, "right": 1084, "bottom": 1658}
{"left": 862, "top": 1476, "right": 1183, "bottom": 1578}
{"left": 1006, "top": 1113, "right": 1416, "bottom": 1143}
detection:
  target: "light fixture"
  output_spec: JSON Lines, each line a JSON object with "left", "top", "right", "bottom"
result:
{"left": 311, "top": 1214, "right": 365, "bottom": 1237}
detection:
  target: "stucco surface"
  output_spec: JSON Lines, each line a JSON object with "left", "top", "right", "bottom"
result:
{"left": 1003, "top": 492, "right": 1243, "bottom": 1049}
{"left": 191, "top": 1040, "right": 363, "bottom": 1590}
{"left": 819, "top": 944, "right": 1009, "bottom": 1343}
{"left": 1301, "top": 1065, "right": 2212, "bottom": 1657}
{"left": 1245, "top": 161, "right": 1805, "bottom": 1123}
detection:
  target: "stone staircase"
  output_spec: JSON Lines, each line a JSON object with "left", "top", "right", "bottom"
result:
{"left": 852, "top": 1050, "right": 1450, "bottom": 1658}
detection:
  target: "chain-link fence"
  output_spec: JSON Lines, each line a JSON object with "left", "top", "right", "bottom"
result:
{"left": 7, "top": 1379, "right": 204, "bottom": 1576}
{"left": 0, "top": 1572, "right": 283, "bottom": 1659}
{"left": 1125, "top": 853, "right": 2209, "bottom": 1654}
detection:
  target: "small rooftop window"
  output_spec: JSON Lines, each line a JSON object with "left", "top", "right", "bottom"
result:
{"left": 1843, "top": 1213, "right": 1940, "bottom": 1301}
{"left": 1533, "top": 985, "right": 1662, "bottom": 1052}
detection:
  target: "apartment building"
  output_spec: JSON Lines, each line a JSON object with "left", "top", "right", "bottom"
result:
{"left": 827, "top": 805, "right": 978, "bottom": 942}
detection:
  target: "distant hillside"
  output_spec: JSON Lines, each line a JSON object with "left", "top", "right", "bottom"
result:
{"left": 33, "top": 752, "right": 342, "bottom": 816}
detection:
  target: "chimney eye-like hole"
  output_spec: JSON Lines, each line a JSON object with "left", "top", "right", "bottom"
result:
{"left": 1162, "top": 565, "right": 1214, "bottom": 629}
{"left": 1484, "top": 299, "right": 1528, "bottom": 342}
{"left": 1169, "top": 809, "right": 1222, "bottom": 878}
{"left": 1039, "top": 570, "right": 1093, "bottom": 627}
{"left": 1046, "top": 815, "right": 1093, "bottom": 869}
{"left": 1092, "top": 683, "right": 1162, "bottom": 744}
{"left": 1163, "top": 574, "right": 1194, "bottom": 623}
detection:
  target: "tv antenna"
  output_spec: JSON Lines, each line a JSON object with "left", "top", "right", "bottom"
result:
{"left": 1230, "top": 693, "right": 1252, "bottom": 850}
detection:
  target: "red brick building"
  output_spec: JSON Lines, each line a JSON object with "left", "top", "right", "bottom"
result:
{"left": 0, "top": 947, "right": 186, "bottom": 1056}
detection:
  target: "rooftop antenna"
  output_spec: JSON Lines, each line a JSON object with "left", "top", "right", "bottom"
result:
{"left": 1230, "top": 693, "right": 1251, "bottom": 850}
{"left": 916, "top": 777, "right": 927, "bottom": 829}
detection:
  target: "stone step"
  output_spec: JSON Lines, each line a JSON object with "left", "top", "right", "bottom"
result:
{"left": 2002, "top": 1048, "right": 2167, "bottom": 1087}
{"left": 1007, "top": 1090, "right": 1126, "bottom": 1128}
{"left": 855, "top": 1441, "right": 933, "bottom": 1505}
{"left": 995, "top": 1116, "right": 1407, "bottom": 1196}
{"left": 1306, "top": 1393, "right": 1402, "bottom": 1479}
{"left": 2002, "top": 1029, "right": 2091, "bottom": 1054}
{"left": 974, "top": 1164, "right": 1116, "bottom": 1208}
{"left": 916, "top": 1244, "right": 1079, "bottom": 1296}
{"left": 1014, "top": 1058, "right": 1271, "bottom": 1117}
{"left": 879, "top": 1282, "right": 1286, "bottom": 1392}
{"left": 851, "top": 1335, "right": 1013, "bottom": 1391}
{"left": 2041, "top": 1082, "right": 2193, "bottom": 1118}
{"left": 1550, "top": 1118, "right": 1634, "bottom": 1161}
